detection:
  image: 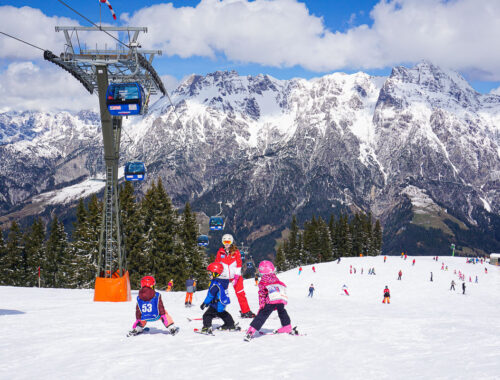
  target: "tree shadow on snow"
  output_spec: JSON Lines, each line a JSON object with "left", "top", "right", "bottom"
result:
{"left": 0, "top": 309, "right": 25, "bottom": 316}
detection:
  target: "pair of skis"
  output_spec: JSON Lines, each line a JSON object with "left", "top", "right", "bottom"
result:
{"left": 193, "top": 322, "right": 242, "bottom": 335}
{"left": 127, "top": 326, "right": 180, "bottom": 337}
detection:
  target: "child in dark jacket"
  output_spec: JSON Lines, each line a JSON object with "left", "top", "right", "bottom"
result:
{"left": 129, "top": 276, "right": 179, "bottom": 336}
{"left": 199, "top": 262, "right": 236, "bottom": 334}
{"left": 244, "top": 261, "right": 292, "bottom": 341}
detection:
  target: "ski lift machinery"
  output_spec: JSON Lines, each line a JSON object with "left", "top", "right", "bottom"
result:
{"left": 44, "top": 21, "right": 167, "bottom": 302}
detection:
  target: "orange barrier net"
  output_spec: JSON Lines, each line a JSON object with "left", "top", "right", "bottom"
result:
{"left": 94, "top": 271, "right": 131, "bottom": 302}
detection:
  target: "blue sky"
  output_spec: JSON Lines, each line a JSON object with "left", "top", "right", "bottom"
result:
{"left": 1, "top": 0, "right": 500, "bottom": 111}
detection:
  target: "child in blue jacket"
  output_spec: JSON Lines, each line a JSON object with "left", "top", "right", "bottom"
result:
{"left": 199, "top": 262, "right": 236, "bottom": 334}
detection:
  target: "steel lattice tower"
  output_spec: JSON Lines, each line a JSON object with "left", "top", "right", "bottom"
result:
{"left": 45, "top": 26, "right": 166, "bottom": 280}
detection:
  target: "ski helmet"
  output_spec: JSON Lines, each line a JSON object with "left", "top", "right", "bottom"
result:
{"left": 258, "top": 260, "right": 275, "bottom": 274}
{"left": 207, "top": 262, "right": 223, "bottom": 278}
{"left": 140, "top": 275, "right": 156, "bottom": 288}
{"left": 222, "top": 234, "right": 233, "bottom": 245}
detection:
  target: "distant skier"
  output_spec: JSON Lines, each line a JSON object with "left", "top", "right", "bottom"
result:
{"left": 485, "top": 268, "right": 488, "bottom": 274}
{"left": 199, "top": 262, "right": 236, "bottom": 334}
{"left": 412, "top": 259, "right": 416, "bottom": 266}
{"left": 462, "top": 282, "right": 466, "bottom": 295}
{"left": 469, "top": 276, "right": 472, "bottom": 282}
{"left": 298, "top": 267, "right": 302, "bottom": 275}
{"left": 450, "top": 280, "right": 455, "bottom": 291}
{"left": 337, "top": 257, "right": 341, "bottom": 263}
{"left": 430, "top": 272, "right": 433, "bottom": 282}
{"left": 185, "top": 277, "right": 195, "bottom": 306}
{"left": 308, "top": 284, "right": 314, "bottom": 297}
{"left": 382, "top": 286, "right": 390, "bottom": 304}
{"left": 166, "top": 279, "right": 174, "bottom": 292}
{"left": 244, "top": 261, "right": 293, "bottom": 342}
{"left": 475, "top": 276, "right": 478, "bottom": 283}
{"left": 254, "top": 273, "right": 259, "bottom": 286}
{"left": 384, "top": 256, "right": 387, "bottom": 263}
{"left": 312, "top": 266, "right": 316, "bottom": 273}
{"left": 361, "top": 268, "right": 363, "bottom": 275}
{"left": 128, "top": 276, "right": 179, "bottom": 336}
{"left": 397, "top": 270, "right": 402, "bottom": 280}
{"left": 342, "top": 284, "right": 349, "bottom": 296}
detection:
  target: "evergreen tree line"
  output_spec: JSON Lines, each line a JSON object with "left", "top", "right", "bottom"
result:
{"left": 274, "top": 213, "right": 383, "bottom": 272}
{"left": 0, "top": 180, "right": 209, "bottom": 290}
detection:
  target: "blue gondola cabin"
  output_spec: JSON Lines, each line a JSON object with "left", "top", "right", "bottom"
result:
{"left": 209, "top": 216, "right": 224, "bottom": 231}
{"left": 197, "top": 235, "right": 209, "bottom": 247}
{"left": 124, "top": 162, "right": 146, "bottom": 181}
{"left": 106, "top": 82, "right": 145, "bottom": 116}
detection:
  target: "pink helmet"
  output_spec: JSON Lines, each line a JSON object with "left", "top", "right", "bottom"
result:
{"left": 258, "top": 260, "right": 275, "bottom": 274}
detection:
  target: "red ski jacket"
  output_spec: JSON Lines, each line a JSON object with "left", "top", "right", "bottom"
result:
{"left": 215, "top": 247, "right": 242, "bottom": 280}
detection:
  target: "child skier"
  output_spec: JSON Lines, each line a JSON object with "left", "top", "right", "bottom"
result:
{"left": 244, "top": 261, "right": 294, "bottom": 341}
{"left": 128, "top": 276, "right": 179, "bottom": 336}
{"left": 166, "top": 279, "right": 174, "bottom": 292}
{"left": 382, "top": 286, "right": 390, "bottom": 304}
{"left": 185, "top": 276, "right": 195, "bottom": 306}
{"left": 199, "top": 262, "right": 236, "bottom": 334}
{"left": 308, "top": 284, "right": 314, "bottom": 297}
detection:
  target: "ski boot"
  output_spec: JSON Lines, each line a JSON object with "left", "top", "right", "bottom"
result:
{"left": 169, "top": 325, "right": 180, "bottom": 335}
{"left": 200, "top": 326, "right": 213, "bottom": 335}
{"left": 219, "top": 323, "right": 241, "bottom": 331}
{"left": 243, "top": 326, "right": 257, "bottom": 342}
{"left": 127, "top": 325, "right": 144, "bottom": 336}
{"left": 240, "top": 311, "right": 256, "bottom": 319}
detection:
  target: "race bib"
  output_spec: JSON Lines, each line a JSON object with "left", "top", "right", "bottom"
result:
{"left": 266, "top": 284, "right": 288, "bottom": 302}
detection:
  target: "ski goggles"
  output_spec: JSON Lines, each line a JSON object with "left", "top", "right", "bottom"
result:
{"left": 222, "top": 240, "right": 232, "bottom": 245}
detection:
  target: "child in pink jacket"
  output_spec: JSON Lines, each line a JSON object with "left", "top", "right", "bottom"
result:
{"left": 244, "top": 261, "right": 292, "bottom": 341}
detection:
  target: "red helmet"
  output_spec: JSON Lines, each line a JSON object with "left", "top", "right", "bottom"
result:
{"left": 140, "top": 276, "right": 156, "bottom": 288}
{"left": 207, "top": 262, "right": 223, "bottom": 277}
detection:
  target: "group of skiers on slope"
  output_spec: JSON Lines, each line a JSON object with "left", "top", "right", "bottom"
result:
{"left": 128, "top": 234, "right": 295, "bottom": 341}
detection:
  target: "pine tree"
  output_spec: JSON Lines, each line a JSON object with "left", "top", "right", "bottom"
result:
{"left": 317, "top": 216, "right": 333, "bottom": 262}
{"left": 288, "top": 215, "right": 300, "bottom": 268}
{"left": 275, "top": 245, "right": 286, "bottom": 272}
{"left": 1, "top": 221, "right": 25, "bottom": 286}
{"left": 180, "top": 202, "right": 209, "bottom": 289}
{"left": 0, "top": 229, "right": 8, "bottom": 285}
{"left": 373, "top": 219, "right": 383, "bottom": 256}
{"left": 45, "top": 216, "right": 69, "bottom": 288}
{"left": 24, "top": 217, "right": 46, "bottom": 287}
{"left": 69, "top": 199, "right": 97, "bottom": 288}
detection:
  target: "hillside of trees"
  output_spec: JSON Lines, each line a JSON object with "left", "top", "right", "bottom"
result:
{"left": 0, "top": 180, "right": 209, "bottom": 290}
{"left": 275, "top": 213, "right": 383, "bottom": 272}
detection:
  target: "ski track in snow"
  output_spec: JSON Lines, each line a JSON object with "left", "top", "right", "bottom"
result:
{"left": 0, "top": 257, "right": 499, "bottom": 380}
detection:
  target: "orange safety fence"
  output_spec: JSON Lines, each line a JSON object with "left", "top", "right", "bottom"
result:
{"left": 94, "top": 271, "right": 131, "bottom": 302}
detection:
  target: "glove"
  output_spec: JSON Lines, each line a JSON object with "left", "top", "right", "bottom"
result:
{"left": 132, "top": 319, "right": 141, "bottom": 329}
{"left": 233, "top": 275, "right": 240, "bottom": 285}
{"left": 200, "top": 303, "right": 207, "bottom": 310}
{"left": 160, "top": 315, "right": 171, "bottom": 327}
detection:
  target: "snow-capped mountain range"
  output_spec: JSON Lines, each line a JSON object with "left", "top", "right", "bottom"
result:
{"left": 1, "top": 62, "right": 499, "bottom": 256}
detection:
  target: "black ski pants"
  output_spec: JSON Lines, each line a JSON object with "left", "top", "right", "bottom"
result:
{"left": 203, "top": 306, "right": 234, "bottom": 328}
{"left": 250, "top": 303, "right": 290, "bottom": 331}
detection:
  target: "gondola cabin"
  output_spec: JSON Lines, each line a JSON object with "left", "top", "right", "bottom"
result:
{"left": 124, "top": 161, "right": 146, "bottom": 181}
{"left": 209, "top": 216, "right": 224, "bottom": 231}
{"left": 106, "top": 82, "right": 145, "bottom": 116}
{"left": 197, "top": 235, "right": 209, "bottom": 247}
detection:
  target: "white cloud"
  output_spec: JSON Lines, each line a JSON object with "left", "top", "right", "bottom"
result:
{"left": 0, "top": 62, "right": 97, "bottom": 112}
{"left": 124, "top": 0, "right": 500, "bottom": 80}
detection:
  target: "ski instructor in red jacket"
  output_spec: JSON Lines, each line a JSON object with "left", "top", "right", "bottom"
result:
{"left": 215, "top": 234, "right": 256, "bottom": 318}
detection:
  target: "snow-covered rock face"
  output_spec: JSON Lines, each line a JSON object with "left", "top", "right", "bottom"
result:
{"left": 0, "top": 62, "right": 499, "bottom": 254}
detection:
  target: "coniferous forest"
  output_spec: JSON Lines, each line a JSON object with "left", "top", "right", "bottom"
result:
{"left": 274, "top": 214, "right": 383, "bottom": 272}
{"left": 0, "top": 179, "right": 382, "bottom": 288}
{"left": 0, "top": 180, "right": 209, "bottom": 290}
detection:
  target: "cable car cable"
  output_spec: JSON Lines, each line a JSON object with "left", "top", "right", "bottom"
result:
{"left": 0, "top": 31, "right": 46, "bottom": 52}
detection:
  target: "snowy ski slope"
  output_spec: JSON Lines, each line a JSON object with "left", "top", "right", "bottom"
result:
{"left": 1, "top": 256, "right": 499, "bottom": 380}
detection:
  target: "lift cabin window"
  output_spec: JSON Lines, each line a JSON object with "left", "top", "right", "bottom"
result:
{"left": 107, "top": 84, "right": 141, "bottom": 104}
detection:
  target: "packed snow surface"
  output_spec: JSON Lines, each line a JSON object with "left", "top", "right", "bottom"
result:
{"left": 1, "top": 256, "right": 499, "bottom": 379}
